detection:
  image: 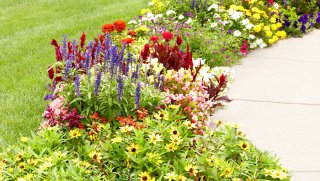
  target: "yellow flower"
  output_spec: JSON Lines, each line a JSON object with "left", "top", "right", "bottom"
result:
{"left": 18, "top": 162, "right": 26, "bottom": 170}
{"left": 147, "top": 152, "right": 163, "bottom": 166}
{"left": 15, "top": 152, "right": 24, "bottom": 162}
{"left": 270, "top": 17, "right": 277, "bottom": 23}
{"left": 253, "top": 13, "right": 260, "bottom": 20}
{"left": 170, "top": 135, "right": 182, "bottom": 145}
{"left": 148, "top": 133, "right": 163, "bottom": 144}
{"left": 20, "top": 137, "right": 28, "bottom": 142}
{"left": 273, "top": 35, "right": 279, "bottom": 42}
{"left": 251, "top": 7, "right": 259, "bottom": 13}
{"left": 164, "top": 172, "right": 177, "bottom": 181}
{"left": 276, "top": 31, "right": 287, "bottom": 39}
{"left": 271, "top": 24, "right": 278, "bottom": 31}
{"left": 140, "top": 9, "right": 150, "bottom": 15}
{"left": 80, "top": 161, "right": 91, "bottom": 168}
{"left": 239, "top": 141, "right": 250, "bottom": 150}
{"left": 166, "top": 143, "right": 177, "bottom": 152}
{"left": 245, "top": 10, "right": 252, "bottom": 16}
{"left": 220, "top": 167, "right": 233, "bottom": 178}
{"left": 39, "top": 161, "right": 53, "bottom": 171}
{"left": 127, "top": 143, "right": 140, "bottom": 155}
{"left": 265, "top": 30, "right": 273, "bottom": 37}
{"left": 111, "top": 136, "right": 123, "bottom": 143}
{"left": 183, "top": 121, "right": 196, "bottom": 129}
{"left": 169, "top": 127, "right": 180, "bottom": 136}
{"left": 271, "top": 170, "right": 288, "bottom": 180}
{"left": 268, "top": 38, "right": 275, "bottom": 45}
{"left": 154, "top": 111, "right": 169, "bottom": 120}
{"left": 25, "top": 174, "right": 34, "bottom": 180}
{"left": 16, "top": 178, "right": 26, "bottom": 181}
{"left": 185, "top": 164, "right": 199, "bottom": 176}
{"left": 263, "top": 26, "right": 270, "bottom": 31}
{"left": 88, "top": 151, "right": 102, "bottom": 163}
{"left": 120, "top": 125, "right": 134, "bottom": 133}
{"left": 177, "top": 175, "right": 187, "bottom": 181}
{"left": 69, "top": 129, "right": 81, "bottom": 139}
{"left": 253, "top": 25, "right": 262, "bottom": 32}
{"left": 89, "top": 134, "right": 99, "bottom": 141}
{"left": 139, "top": 171, "right": 151, "bottom": 181}
{"left": 27, "top": 159, "right": 38, "bottom": 167}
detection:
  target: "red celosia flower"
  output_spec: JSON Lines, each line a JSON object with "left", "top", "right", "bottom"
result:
{"left": 80, "top": 33, "right": 86, "bottom": 49}
{"left": 51, "top": 39, "right": 59, "bottom": 47}
{"left": 48, "top": 66, "right": 54, "bottom": 79}
{"left": 113, "top": 20, "right": 126, "bottom": 33}
{"left": 102, "top": 24, "right": 115, "bottom": 33}
{"left": 128, "top": 30, "right": 137, "bottom": 37}
{"left": 121, "top": 38, "right": 134, "bottom": 44}
{"left": 150, "top": 36, "right": 159, "bottom": 43}
{"left": 268, "top": 0, "right": 274, "bottom": 5}
{"left": 140, "top": 44, "right": 150, "bottom": 60}
{"left": 162, "top": 31, "right": 174, "bottom": 41}
{"left": 176, "top": 35, "right": 183, "bottom": 45}
{"left": 90, "top": 112, "right": 100, "bottom": 120}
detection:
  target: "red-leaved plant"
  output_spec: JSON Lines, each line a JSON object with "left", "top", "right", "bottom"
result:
{"left": 207, "top": 74, "right": 232, "bottom": 108}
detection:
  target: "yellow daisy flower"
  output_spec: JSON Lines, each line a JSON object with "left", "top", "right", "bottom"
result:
{"left": 184, "top": 164, "right": 199, "bottom": 176}
{"left": 69, "top": 129, "right": 81, "bottom": 139}
{"left": 88, "top": 150, "right": 102, "bottom": 163}
{"left": 164, "top": 172, "right": 177, "bottom": 181}
{"left": 127, "top": 143, "right": 140, "bottom": 155}
{"left": 168, "top": 127, "right": 180, "bottom": 136}
{"left": 177, "top": 175, "right": 187, "bottom": 181}
{"left": 148, "top": 133, "right": 163, "bottom": 144}
{"left": 170, "top": 135, "right": 182, "bottom": 145}
{"left": 239, "top": 141, "right": 250, "bottom": 150}
{"left": 139, "top": 171, "right": 151, "bottom": 181}
{"left": 166, "top": 143, "right": 177, "bottom": 152}
{"left": 111, "top": 136, "right": 123, "bottom": 143}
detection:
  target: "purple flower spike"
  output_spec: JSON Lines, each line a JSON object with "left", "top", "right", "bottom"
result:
{"left": 135, "top": 82, "right": 141, "bottom": 109}
{"left": 94, "top": 71, "right": 102, "bottom": 96}
{"left": 117, "top": 74, "right": 123, "bottom": 100}
{"left": 74, "top": 74, "right": 81, "bottom": 97}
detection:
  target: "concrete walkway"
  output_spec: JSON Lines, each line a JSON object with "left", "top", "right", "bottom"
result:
{"left": 215, "top": 30, "right": 320, "bottom": 181}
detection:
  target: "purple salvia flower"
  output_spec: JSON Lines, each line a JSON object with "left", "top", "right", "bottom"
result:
{"left": 117, "top": 74, "right": 123, "bottom": 100}
{"left": 94, "top": 71, "right": 102, "bottom": 96}
{"left": 104, "top": 33, "right": 111, "bottom": 48}
{"left": 72, "top": 39, "right": 78, "bottom": 53}
{"left": 283, "top": 0, "right": 288, "bottom": 5}
{"left": 61, "top": 35, "right": 68, "bottom": 59}
{"left": 316, "top": 12, "right": 320, "bottom": 23}
{"left": 126, "top": 52, "right": 131, "bottom": 76}
{"left": 135, "top": 82, "right": 141, "bottom": 109}
{"left": 191, "top": 0, "right": 196, "bottom": 9}
{"left": 153, "top": 71, "right": 157, "bottom": 88}
{"left": 160, "top": 75, "right": 165, "bottom": 91}
{"left": 74, "top": 74, "right": 81, "bottom": 97}
{"left": 84, "top": 50, "right": 91, "bottom": 77}
{"left": 64, "top": 59, "right": 71, "bottom": 80}
{"left": 157, "top": 73, "right": 161, "bottom": 89}
{"left": 119, "top": 43, "right": 126, "bottom": 74}
{"left": 44, "top": 94, "right": 56, "bottom": 101}
{"left": 94, "top": 42, "right": 102, "bottom": 65}
{"left": 131, "top": 64, "right": 139, "bottom": 80}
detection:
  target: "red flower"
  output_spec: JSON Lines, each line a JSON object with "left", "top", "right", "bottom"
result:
{"left": 128, "top": 30, "right": 137, "bottom": 37}
{"left": 51, "top": 39, "right": 59, "bottom": 47}
{"left": 268, "top": 0, "right": 274, "bottom": 4}
{"left": 240, "top": 41, "right": 248, "bottom": 55}
{"left": 140, "top": 44, "right": 150, "bottom": 60}
{"left": 80, "top": 33, "right": 86, "bottom": 49}
{"left": 48, "top": 66, "right": 54, "bottom": 79}
{"left": 113, "top": 20, "right": 126, "bottom": 33}
{"left": 150, "top": 36, "right": 159, "bottom": 43}
{"left": 137, "top": 108, "right": 148, "bottom": 120}
{"left": 101, "top": 118, "right": 107, "bottom": 124}
{"left": 78, "top": 122, "right": 85, "bottom": 130}
{"left": 121, "top": 38, "right": 135, "bottom": 44}
{"left": 102, "top": 24, "right": 115, "bottom": 33}
{"left": 162, "top": 31, "right": 174, "bottom": 41}
{"left": 90, "top": 112, "right": 100, "bottom": 120}
{"left": 176, "top": 35, "right": 183, "bottom": 45}
{"left": 116, "top": 115, "right": 137, "bottom": 127}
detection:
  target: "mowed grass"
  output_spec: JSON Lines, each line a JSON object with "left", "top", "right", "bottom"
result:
{"left": 0, "top": 0, "right": 147, "bottom": 146}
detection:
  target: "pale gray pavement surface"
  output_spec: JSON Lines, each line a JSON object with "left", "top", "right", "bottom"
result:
{"left": 214, "top": 30, "right": 320, "bottom": 181}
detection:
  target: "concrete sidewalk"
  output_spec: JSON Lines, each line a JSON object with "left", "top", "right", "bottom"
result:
{"left": 215, "top": 30, "right": 320, "bottom": 181}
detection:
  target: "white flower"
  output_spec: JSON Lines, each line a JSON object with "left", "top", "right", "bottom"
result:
{"left": 259, "top": 43, "right": 267, "bottom": 48}
{"left": 233, "top": 30, "right": 242, "bottom": 37}
{"left": 245, "top": 23, "right": 253, "bottom": 30}
{"left": 146, "top": 12, "right": 154, "bottom": 18}
{"left": 128, "top": 20, "right": 137, "bottom": 25}
{"left": 208, "top": 3, "right": 219, "bottom": 11}
{"left": 221, "top": 20, "right": 229, "bottom": 25}
{"left": 228, "top": 9, "right": 242, "bottom": 20}
{"left": 249, "top": 34, "right": 256, "bottom": 39}
{"left": 273, "top": 3, "right": 280, "bottom": 9}
{"left": 166, "top": 10, "right": 176, "bottom": 16}
{"left": 148, "top": 1, "right": 154, "bottom": 6}
{"left": 210, "top": 22, "right": 218, "bottom": 28}
{"left": 193, "top": 58, "right": 205, "bottom": 67}
{"left": 255, "top": 38, "right": 264, "bottom": 45}
{"left": 155, "top": 14, "right": 163, "bottom": 19}
{"left": 241, "top": 18, "right": 250, "bottom": 26}
{"left": 185, "top": 18, "right": 192, "bottom": 24}
{"left": 178, "top": 14, "right": 184, "bottom": 20}
{"left": 141, "top": 17, "right": 148, "bottom": 21}
{"left": 250, "top": 42, "right": 257, "bottom": 49}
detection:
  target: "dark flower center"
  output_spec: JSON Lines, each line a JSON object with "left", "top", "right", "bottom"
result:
{"left": 173, "top": 130, "right": 178, "bottom": 135}
{"left": 131, "top": 148, "right": 136, "bottom": 152}
{"left": 142, "top": 176, "right": 148, "bottom": 181}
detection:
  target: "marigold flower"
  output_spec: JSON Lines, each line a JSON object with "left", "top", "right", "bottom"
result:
{"left": 102, "top": 24, "right": 114, "bottom": 33}
{"left": 127, "top": 30, "right": 137, "bottom": 37}
{"left": 162, "top": 31, "right": 174, "bottom": 41}
{"left": 113, "top": 20, "right": 126, "bottom": 32}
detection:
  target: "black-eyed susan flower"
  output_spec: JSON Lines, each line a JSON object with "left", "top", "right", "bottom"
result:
{"left": 127, "top": 143, "right": 140, "bottom": 155}
{"left": 139, "top": 171, "right": 151, "bottom": 181}
{"left": 27, "top": 159, "right": 38, "bottom": 167}
{"left": 18, "top": 162, "right": 26, "bottom": 170}
{"left": 69, "top": 129, "right": 81, "bottom": 139}
{"left": 148, "top": 133, "right": 163, "bottom": 144}
{"left": 184, "top": 164, "right": 199, "bottom": 176}
{"left": 169, "top": 127, "right": 180, "bottom": 136}
{"left": 15, "top": 152, "right": 24, "bottom": 162}
{"left": 165, "top": 143, "right": 177, "bottom": 152}
{"left": 183, "top": 121, "right": 196, "bottom": 129}
{"left": 88, "top": 151, "right": 102, "bottom": 163}
{"left": 177, "top": 175, "right": 187, "bottom": 181}
{"left": 220, "top": 167, "right": 232, "bottom": 178}
{"left": 239, "top": 141, "right": 250, "bottom": 150}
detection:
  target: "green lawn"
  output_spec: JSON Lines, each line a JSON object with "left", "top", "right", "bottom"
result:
{"left": 0, "top": 0, "right": 147, "bottom": 146}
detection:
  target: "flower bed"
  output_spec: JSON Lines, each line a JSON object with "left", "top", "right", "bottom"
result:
{"left": 2, "top": 0, "right": 320, "bottom": 180}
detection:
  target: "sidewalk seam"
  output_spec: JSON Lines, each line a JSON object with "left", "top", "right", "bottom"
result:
{"left": 233, "top": 98, "right": 320, "bottom": 107}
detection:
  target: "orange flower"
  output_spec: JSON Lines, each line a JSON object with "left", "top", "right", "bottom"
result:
{"left": 113, "top": 20, "right": 126, "bottom": 32}
{"left": 102, "top": 24, "right": 114, "bottom": 33}
{"left": 121, "top": 38, "right": 134, "bottom": 44}
{"left": 90, "top": 112, "right": 100, "bottom": 120}
{"left": 127, "top": 30, "right": 137, "bottom": 37}
{"left": 137, "top": 108, "right": 148, "bottom": 120}
{"left": 101, "top": 118, "right": 107, "bottom": 124}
